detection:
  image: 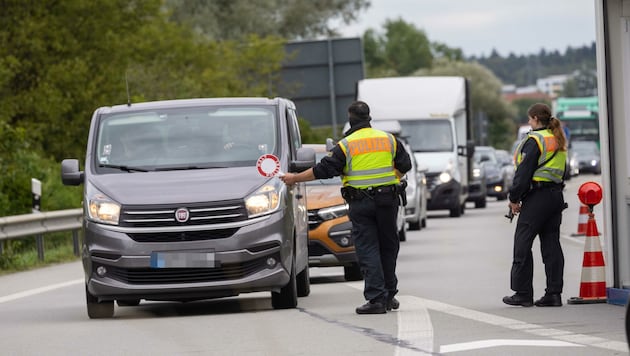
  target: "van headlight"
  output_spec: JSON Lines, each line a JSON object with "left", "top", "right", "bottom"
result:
{"left": 318, "top": 204, "right": 348, "bottom": 221}
{"left": 245, "top": 181, "right": 282, "bottom": 218}
{"left": 86, "top": 182, "right": 120, "bottom": 225}
{"left": 472, "top": 167, "right": 481, "bottom": 178}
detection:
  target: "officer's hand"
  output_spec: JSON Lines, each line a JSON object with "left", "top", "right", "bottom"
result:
{"left": 280, "top": 173, "right": 297, "bottom": 186}
{"left": 509, "top": 201, "right": 521, "bottom": 215}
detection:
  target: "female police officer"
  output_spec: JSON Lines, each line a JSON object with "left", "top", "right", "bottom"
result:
{"left": 280, "top": 101, "right": 411, "bottom": 314}
{"left": 503, "top": 103, "right": 567, "bottom": 307}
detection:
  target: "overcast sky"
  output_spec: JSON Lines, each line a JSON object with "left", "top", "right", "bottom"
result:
{"left": 333, "top": 0, "right": 597, "bottom": 57}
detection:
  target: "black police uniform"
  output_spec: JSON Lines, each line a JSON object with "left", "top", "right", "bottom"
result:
{"left": 311, "top": 121, "right": 412, "bottom": 311}
{"left": 507, "top": 130, "right": 566, "bottom": 304}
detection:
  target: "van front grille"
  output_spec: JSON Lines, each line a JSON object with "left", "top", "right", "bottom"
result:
{"left": 127, "top": 228, "right": 239, "bottom": 242}
{"left": 119, "top": 200, "right": 247, "bottom": 228}
{"left": 104, "top": 254, "right": 275, "bottom": 284}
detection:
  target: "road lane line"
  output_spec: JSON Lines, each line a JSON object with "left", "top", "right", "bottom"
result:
{"left": 440, "top": 339, "right": 582, "bottom": 353}
{"left": 345, "top": 283, "right": 627, "bottom": 353}
{"left": 395, "top": 295, "right": 434, "bottom": 356}
{"left": 0, "top": 278, "right": 83, "bottom": 304}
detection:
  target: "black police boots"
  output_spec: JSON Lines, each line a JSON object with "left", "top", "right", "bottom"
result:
{"left": 387, "top": 297, "right": 400, "bottom": 311}
{"left": 534, "top": 293, "right": 562, "bottom": 307}
{"left": 356, "top": 300, "right": 387, "bottom": 314}
{"left": 502, "top": 293, "right": 533, "bottom": 307}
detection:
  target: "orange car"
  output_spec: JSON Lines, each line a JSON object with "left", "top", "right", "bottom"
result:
{"left": 304, "top": 144, "right": 362, "bottom": 281}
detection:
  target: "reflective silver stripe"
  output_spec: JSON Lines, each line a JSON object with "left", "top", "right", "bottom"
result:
{"left": 528, "top": 131, "right": 548, "bottom": 166}
{"left": 346, "top": 167, "right": 393, "bottom": 176}
{"left": 349, "top": 176, "right": 397, "bottom": 186}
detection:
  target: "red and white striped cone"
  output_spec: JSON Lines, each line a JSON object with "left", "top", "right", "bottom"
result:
{"left": 571, "top": 204, "right": 589, "bottom": 236}
{"left": 567, "top": 209, "right": 607, "bottom": 304}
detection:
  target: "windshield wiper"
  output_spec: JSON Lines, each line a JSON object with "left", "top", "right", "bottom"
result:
{"left": 153, "top": 165, "right": 225, "bottom": 171}
{"left": 99, "top": 163, "right": 149, "bottom": 172}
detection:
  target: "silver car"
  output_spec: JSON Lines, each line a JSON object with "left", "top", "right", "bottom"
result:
{"left": 62, "top": 97, "right": 315, "bottom": 318}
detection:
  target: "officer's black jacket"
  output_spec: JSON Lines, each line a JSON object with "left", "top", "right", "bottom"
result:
{"left": 508, "top": 128, "right": 545, "bottom": 203}
{"left": 311, "top": 122, "right": 412, "bottom": 182}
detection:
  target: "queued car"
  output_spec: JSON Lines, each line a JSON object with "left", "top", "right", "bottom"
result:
{"left": 571, "top": 140, "right": 602, "bottom": 174}
{"left": 495, "top": 149, "right": 515, "bottom": 189}
{"left": 466, "top": 160, "right": 487, "bottom": 208}
{"left": 303, "top": 143, "right": 409, "bottom": 281}
{"left": 303, "top": 144, "right": 360, "bottom": 281}
{"left": 474, "top": 146, "right": 510, "bottom": 201}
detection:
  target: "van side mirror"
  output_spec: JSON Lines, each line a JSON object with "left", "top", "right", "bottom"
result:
{"left": 458, "top": 140, "right": 475, "bottom": 158}
{"left": 290, "top": 147, "right": 316, "bottom": 173}
{"left": 61, "top": 159, "right": 84, "bottom": 186}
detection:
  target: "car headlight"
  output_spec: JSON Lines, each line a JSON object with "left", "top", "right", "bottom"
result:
{"left": 473, "top": 168, "right": 481, "bottom": 178}
{"left": 86, "top": 182, "right": 120, "bottom": 225}
{"left": 245, "top": 180, "right": 282, "bottom": 218}
{"left": 318, "top": 204, "right": 349, "bottom": 221}
{"left": 439, "top": 172, "right": 452, "bottom": 183}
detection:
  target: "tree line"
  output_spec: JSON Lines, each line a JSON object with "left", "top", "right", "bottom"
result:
{"left": 0, "top": 1, "right": 589, "bottom": 219}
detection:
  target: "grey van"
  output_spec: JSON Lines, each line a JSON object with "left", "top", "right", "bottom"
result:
{"left": 61, "top": 97, "right": 316, "bottom": 318}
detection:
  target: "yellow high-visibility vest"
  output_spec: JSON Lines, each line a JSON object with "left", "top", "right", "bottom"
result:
{"left": 338, "top": 128, "right": 399, "bottom": 188}
{"left": 515, "top": 129, "right": 566, "bottom": 183}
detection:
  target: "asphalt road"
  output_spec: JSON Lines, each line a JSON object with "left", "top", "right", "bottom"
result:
{"left": 0, "top": 173, "right": 626, "bottom": 355}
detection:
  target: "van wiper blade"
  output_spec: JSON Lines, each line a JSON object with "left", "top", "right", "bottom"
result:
{"left": 99, "top": 163, "right": 149, "bottom": 172}
{"left": 153, "top": 165, "right": 225, "bottom": 171}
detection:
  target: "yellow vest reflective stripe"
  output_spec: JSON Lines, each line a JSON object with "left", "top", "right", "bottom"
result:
{"left": 339, "top": 128, "right": 399, "bottom": 188}
{"left": 515, "top": 130, "right": 566, "bottom": 183}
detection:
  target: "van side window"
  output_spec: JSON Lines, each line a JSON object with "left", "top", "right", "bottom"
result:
{"left": 287, "top": 108, "right": 301, "bottom": 158}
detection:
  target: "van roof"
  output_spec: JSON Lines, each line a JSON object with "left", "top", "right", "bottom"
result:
{"left": 97, "top": 97, "right": 293, "bottom": 114}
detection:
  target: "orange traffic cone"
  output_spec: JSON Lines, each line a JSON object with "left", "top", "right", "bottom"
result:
{"left": 571, "top": 204, "right": 589, "bottom": 236}
{"left": 567, "top": 207, "right": 607, "bottom": 304}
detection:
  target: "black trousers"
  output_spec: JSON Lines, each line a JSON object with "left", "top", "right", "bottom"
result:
{"left": 511, "top": 186, "right": 565, "bottom": 297}
{"left": 348, "top": 191, "right": 399, "bottom": 303}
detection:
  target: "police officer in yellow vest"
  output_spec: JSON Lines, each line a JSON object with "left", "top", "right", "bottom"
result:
{"left": 280, "top": 101, "right": 411, "bottom": 314}
{"left": 503, "top": 103, "right": 568, "bottom": 308}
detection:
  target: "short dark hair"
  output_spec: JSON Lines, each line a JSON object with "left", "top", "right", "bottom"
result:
{"left": 348, "top": 101, "right": 371, "bottom": 121}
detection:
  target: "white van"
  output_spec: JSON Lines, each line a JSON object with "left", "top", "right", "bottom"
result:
{"left": 357, "top": 76, "right": 474, "bottom": 217}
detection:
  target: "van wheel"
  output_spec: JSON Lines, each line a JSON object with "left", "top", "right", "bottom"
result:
{"left": 344, "top": 263, "right": 363, "bottom": 281}
{"left": 475, "top": 198, "right": 486, "bottom": 208}
{"left": 421, "top": 217, "right": 427, "bottom": 228}
{"left": 409, "top": 220, "right": 421, "bottom": 231}
{"left": 86, "top": 285, "right": 114, "bottom": 319}
{"left": 296, "top": 264, "right": 310, "bottom": 297}
{"left": 450, "top": 205, "right": 461, "bottom": 217}
{"left": 271, "top": 255, "right": 298, "bottom": 309}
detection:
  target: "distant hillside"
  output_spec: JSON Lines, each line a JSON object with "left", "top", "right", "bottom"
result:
{"left": 468, "top": 42, "right": 596, "bottom": 86}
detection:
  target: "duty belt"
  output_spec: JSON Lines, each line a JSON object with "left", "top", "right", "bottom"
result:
{"left": 531, "top": 181, "right": 564, "bottom": 189}
{"left": 341, "top": 185, "right": 397, "bottom": 201}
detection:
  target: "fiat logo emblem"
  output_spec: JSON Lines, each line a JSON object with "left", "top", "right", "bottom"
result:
{"left": 175, "top": 208, "right": 189, "bottom": 222}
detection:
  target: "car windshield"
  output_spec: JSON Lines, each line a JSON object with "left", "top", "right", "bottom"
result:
{"left": 474, "top": 148, "right": 497, "bottom": 164}
{"left": 95, "top": 105, "right": 278, "bottom": 172}
{"left": 398, "top": 120, "right": 453, "bottom": 152}
{"left": 571, "top": 141, "right": 599, "bottom": 155}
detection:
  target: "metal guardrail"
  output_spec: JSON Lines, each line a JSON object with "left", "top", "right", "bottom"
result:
{"left": 0, "top": 208, "right": 83, "bottom": 260}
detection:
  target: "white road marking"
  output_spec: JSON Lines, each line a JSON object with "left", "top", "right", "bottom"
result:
{"left": 440, "top": 339, "right": 582, "bottom": 353}
{"left": 345, "top": 283, "right": 627, "bottom": 353}
{"left": 0, "top": 278, "right": 83, "bottom": 304}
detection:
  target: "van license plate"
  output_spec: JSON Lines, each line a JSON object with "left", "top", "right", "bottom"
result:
{"left": 150, "top": 252, "right": 216, "bottom": 268}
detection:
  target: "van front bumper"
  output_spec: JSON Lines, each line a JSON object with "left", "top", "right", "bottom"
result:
{"left": 82, "top": 212, "right": 293, "bottom": 302}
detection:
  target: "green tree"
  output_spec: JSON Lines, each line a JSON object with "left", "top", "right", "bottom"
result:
{"left": 416, "top": 59, "right": 517, "bottom": 150}
{"left": 166, "top": 0, "right": 370, "bottom": 40}
{"left": 363, "top": 18, "right": 433, "bottom": 77}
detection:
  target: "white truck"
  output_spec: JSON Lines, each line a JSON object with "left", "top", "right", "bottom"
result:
{"left": 356, "top": 76, "right": 474, "bottom": 217}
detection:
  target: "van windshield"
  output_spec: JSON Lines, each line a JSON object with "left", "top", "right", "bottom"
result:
{"left": 398, "top": 120, "right": 453, "bottom": 152}
{"left": 95, "top": 105, "right": 278, "bottom": 171}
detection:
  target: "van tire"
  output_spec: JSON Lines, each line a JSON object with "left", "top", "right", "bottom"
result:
{"left": 344, "top": 263, "right": 363, "bottom": 281}
{"left": 86, "top": 285, "right": 114, "bottom": 319}
{"left": 475, "top": 198, "right": 486, "bottom": 208}
{"left": 271, "top": 254, "right": 298, "bottom": 309}
{"left": 409, "top": 220, "right": 421, "bottom": 231}
{"left": 449, "top": 206, "right": 461, "bottom": 217}
{"left": 296, "top": 263, "right": 310, "bottom": 297}
{"left": 117, "top": 299, "right": 141, "bottom": 307}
